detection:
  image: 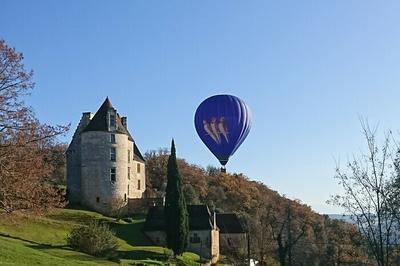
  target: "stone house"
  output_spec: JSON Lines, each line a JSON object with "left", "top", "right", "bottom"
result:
{"left": 216, "top": 213, "right": 247, "bottom": 256}
{"left": 143, "top": 205, "right": 220, "bottom": 263}
{"left": 66, "top": 98, "right": 146, "bottom": 216}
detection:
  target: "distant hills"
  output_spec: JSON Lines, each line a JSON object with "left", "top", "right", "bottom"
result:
{"left": 327, "top": 214, "right": 355, "bottom": 223}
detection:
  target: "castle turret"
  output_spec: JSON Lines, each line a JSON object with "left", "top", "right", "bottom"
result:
{"left": 66, "top": 111, "right": 93, "bottom": 205}
{"left": 66, "top": 98, "right": 146, "bottom": 215}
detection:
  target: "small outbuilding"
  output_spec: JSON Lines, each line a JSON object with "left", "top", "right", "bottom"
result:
{"left": 143, "top": 205, "right": 219, "bottom": 263}
{"left": 216, "top": 213, "right": 247, "bottom": 256}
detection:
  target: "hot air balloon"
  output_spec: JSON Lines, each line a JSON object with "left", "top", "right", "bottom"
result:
{"left": 194, "top": 94, "right": 252, "bottom": 171}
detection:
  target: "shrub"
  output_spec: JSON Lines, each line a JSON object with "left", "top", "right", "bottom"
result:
{"left": 163, "top": 248, "right": 174, "bottom": 260}
{"left": 67, "top": 220, "right": 118, "bottom": 259}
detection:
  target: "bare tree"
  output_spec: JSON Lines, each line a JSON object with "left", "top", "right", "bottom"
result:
{"left": 330, "top": 121, "right": 399, "bottom": 266}
{"left": 246, "top": 210, "right": 274, "bottom": 265}
{"left": 110, "top": 197, "right": 127, "bottom": 220}
{"left": 0, "top": 39, "right": 68, "bottom": 214}
{"left": 267, "top": 200, "right": 312, "bottom": 266}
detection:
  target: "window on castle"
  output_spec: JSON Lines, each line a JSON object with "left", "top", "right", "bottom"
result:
{"left": 96, "top": 197, "right": 100, "bottom": 203}
{"left": 128, "top": 150, "right": 130, "bottom": 162}
{"left": 110, "top": 168, "right": 116, "bottom": 182}
{"left": 127, "top": 185, "right": 130, "bottom": 196}
{"left": 110, "top": 134, "right": 116, "bottom": 143}
{"left": 110, "top": 113, "right": 116, "bottom": 128}
{"left": 124, "top": 193, "right": 127, "bottom": 202}
{"left": 137, "top": 179, "right": 141, "bottom": 190}
{"left": 137, "top": 163, "right": 141, "bottom": 173}
{"left": 110, "top": 147, "right": 116, "bottom": 161}
{"left": 128, "top": 167, "right": 130, "bottom": 180}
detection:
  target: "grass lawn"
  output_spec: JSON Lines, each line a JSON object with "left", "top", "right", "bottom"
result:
{"left": 0, "top": 208, "right": 199, "bottom": 265}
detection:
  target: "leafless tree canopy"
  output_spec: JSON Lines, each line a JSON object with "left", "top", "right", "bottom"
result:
{"left": 331, "top": 121, "right": 400, "bottom": 266}
{"left": 0, "top": 39, "right": 69, "bottom": 214}
{"left": 146, "top": 151, "right": 371, "bottom": 265}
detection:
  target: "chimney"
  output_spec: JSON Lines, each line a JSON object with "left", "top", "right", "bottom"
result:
{"left": 121, "top": 117, "right": 127, "bottom": 128}
{"left": 82, "top": 112, "right": 93, "bottom": 118}
{"left": 81, "top": 112, "right": 93, "bottom": 127}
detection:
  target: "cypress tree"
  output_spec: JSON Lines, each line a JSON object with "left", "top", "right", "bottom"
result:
{"left": 165, "top": 139, "right": 189, "bottom": 255}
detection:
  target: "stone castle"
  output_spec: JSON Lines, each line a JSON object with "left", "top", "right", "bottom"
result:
{"left": 66, "top": 98, "right": 247, "bottom": 263}
{"left": 66, "top": 98, "right": 146, "bottom": 215}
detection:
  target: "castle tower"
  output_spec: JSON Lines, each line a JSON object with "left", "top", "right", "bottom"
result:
{"left": 66, "top": 98, "right": 146, "bottom": 215}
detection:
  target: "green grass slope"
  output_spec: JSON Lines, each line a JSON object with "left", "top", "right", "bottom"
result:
{"left": 0, "top": 208, "right": 199, "bottom": 266}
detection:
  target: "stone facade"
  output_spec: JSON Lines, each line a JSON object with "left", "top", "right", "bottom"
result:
{"left": 143, "top": 205, "right": 220, "bottom": 263}
{"left": 66, "top": 112, "right": 93, "bottom": 205}
{"left": 66, "top": 98, "right": 146, "bottom": 216}
{"left": 187, "top": 229, "right": 219, "bottom": 263}
{"left": 216, "top": 213, "right": 247, "bottom": 257}
{"left": 219, "top": 233, "right": 246, "bottom": 256}
{"left": 143, "top": 207, "right": 247, "bottom": 264}
{"left": 145, "top": 228, "right": 219, "bottom": 264}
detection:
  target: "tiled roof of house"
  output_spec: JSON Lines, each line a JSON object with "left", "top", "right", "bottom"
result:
{"left": 134, "top": 143, "right": 145, "bottom": 162}
{"left": 143, "top": 205, "right": 213, "bottom": 231}
{"left": 188, "top": 205, "right": 213, "bottom": 230}
{"left": 216, "top": 213, "right": 245, "bottom": 234}
{"left": 143, "top": 206, "right": 165, "bottom": 231}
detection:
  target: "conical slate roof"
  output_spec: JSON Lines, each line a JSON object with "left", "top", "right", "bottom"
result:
{"left": 83, "top": 98, "right": 130, "bottom": 137}
{"left": 82, "top": 97, "right": 145, "bottom": 162}
{"left": 82, "top": 97, "right": 113, "bottom": 132}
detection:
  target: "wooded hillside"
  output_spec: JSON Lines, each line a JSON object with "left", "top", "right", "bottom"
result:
{"left": 145, "top": 149, "right": 371, "bottom": 265}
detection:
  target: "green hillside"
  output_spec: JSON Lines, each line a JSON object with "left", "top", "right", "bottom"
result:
{"left": 0, "top": 208, "right": 199, "bottom": 266}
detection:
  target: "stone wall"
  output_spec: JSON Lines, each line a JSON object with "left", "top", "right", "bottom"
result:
{"left": 187, "top": 229, "right": 219, "bottom": 262}
{"left": 219, "top": 233, "right": 246, "bottom": 256}
{"left": 211, "top": 229, "right": 220, "bottom": 263}
{"left": 128, "top": 197, "right": 164, "bottom": 214}
{"left": 66, "top": 112, "right": 92, "bottom": 205}
{"left": 129, "top": 160, "right": 145, "bottom": 198}
{"left": 79, "top": 129, "right": 147, "bottom": 216}
{"left": 81, "top": 131, "right": 131, "bottom": 215}
{"left": 145, "top": 229, "right": 219, "bottom": 263}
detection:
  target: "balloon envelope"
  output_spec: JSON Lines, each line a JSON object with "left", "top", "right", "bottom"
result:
{"left": 194, "top": 94, "right": 252, "bottom": 166}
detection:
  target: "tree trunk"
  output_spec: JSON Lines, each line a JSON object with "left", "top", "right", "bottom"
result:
{"left": 278, "top": 235, "right": 287, "bottom": 266}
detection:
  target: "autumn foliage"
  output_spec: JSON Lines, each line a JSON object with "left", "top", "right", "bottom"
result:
{"left": 145, "top": 150, "right": 372, "bottom": 265}
{"left": 0, "top": 39, "right": 68, "bottom": 214}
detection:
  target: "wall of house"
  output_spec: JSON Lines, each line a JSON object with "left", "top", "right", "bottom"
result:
{"left": 187, "top": 229, "right": 219, "bottom": 262}
{"left": 129, "top": 158, "right": 145, "bottom": 199}
{"left": 211, "top": 229, "right": 219, "bottom": 263}
{"left": 145, "top": 229, "right": 219, "bottom": 263}
{"left": 128, "top": 198, "right": 164, "bottom": 214}
{"left": 219, "top": 233, "right": 246, "bottom": 256}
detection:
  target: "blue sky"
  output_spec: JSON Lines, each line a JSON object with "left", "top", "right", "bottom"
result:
{"left": 2, "top": 1, "right": 400, "bottom": 214}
